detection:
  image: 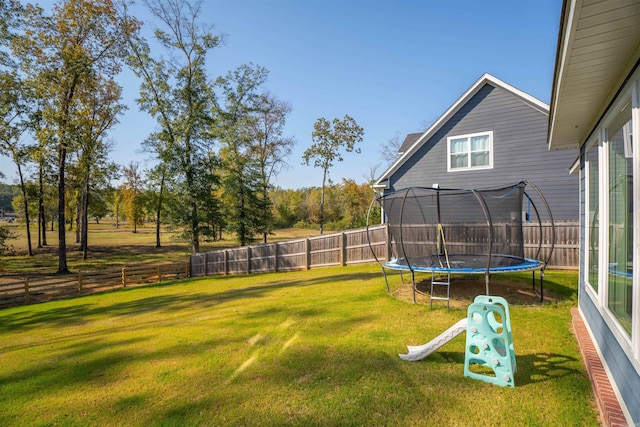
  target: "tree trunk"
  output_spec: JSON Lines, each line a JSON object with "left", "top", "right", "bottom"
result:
{"left": 37, "top": 177, "right": 42, "bottom": 249}
{"left": 184, "top": 149, "right": 199, "bottom": 254}
{"left": 75, "top": 201, "right": 80, "bottom": 243}
{"left": 57, "top": 144, "right": 69, "bottom": 274}
{"left": 38, "top": 165, "right": 47, "bottom": 247}
{"left": 262, "top": 183, "right": 268, "bottom": 244}
{"left": 115, "top": 200, "right": 119, "bottom": 228}
{"left": 155, "top": 171, "right": 165, "bottom": 248}
{"left": 239, "top": 183, "right": 246, "bottom": 246}
{"left": 81, "top": 177, "right": 89, "bottom": 260}
{"left": 319, "top": 167, "right": 327, "bottom": 235}
{"left": 17, "top": 162, "right": 33, "bottom": 256}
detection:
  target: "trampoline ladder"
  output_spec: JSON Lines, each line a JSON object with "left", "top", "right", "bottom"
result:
{"left": 430, "top": 271, "right": 451, "bottom": 309}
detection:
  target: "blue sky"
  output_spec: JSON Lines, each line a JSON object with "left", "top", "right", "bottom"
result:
{"left": 0, "top": 0, "right": 562, "bottom": 189}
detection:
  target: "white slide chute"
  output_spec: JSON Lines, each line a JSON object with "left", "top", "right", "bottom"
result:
{"left": 399, "top": 318, "right": 468, "bottom": 361}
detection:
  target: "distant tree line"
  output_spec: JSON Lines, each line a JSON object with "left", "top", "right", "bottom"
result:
{"left": 0, "top": 183, "right": 19, "bottom": 213}
{"left": 3, "top": 175, "right": 381, "bottom": 234}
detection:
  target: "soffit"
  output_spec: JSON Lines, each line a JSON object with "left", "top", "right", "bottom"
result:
{"left": 548, "top": 0, "right": 640, "bottom": 150}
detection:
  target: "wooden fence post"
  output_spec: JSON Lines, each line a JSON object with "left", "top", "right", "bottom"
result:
{"left": 122, "top": 267, "right": 127, "bottom": 287}
{"left": 24, "top": 278, "right": 30, "bottom": 304}
{"left": 306, "top": 238, "right": 311, "bottom": 270}
{"left": 274, "top": 243, "right": 279, "bottom": 273}
{"left": 247, "top": 247, "right": 251, "bottom": 274}
{"left": 341, "top": 232, "right": 347, "bottom": 266}
{"left": 224, "top": 250, "right": 229, "bottom": 275}
{"left": 386, "top": 223, "right": 391, "bottom": 261}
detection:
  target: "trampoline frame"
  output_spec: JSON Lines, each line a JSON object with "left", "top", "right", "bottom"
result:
{"left": 366, "top": 180, "right": 555, "bottom": 304}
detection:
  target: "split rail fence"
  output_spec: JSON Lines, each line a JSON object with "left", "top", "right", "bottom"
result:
{"left": 0, "top": 262, "right": 189, "bottom": 308}
{"left": 191, "top": 222, "right": 578, "bottom": 278}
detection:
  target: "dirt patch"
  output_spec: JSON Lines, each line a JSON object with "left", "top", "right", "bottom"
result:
{"left": 388, "top": 274, "right": 560, "bottom": 308}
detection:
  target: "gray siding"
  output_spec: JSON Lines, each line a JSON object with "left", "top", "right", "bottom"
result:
{"left": 388, "top": 84, "right": 579, "bottom": 221}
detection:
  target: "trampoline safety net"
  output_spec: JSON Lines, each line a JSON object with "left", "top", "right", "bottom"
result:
{"left": 379, "top": 182, "right": 533, "bottom": 271}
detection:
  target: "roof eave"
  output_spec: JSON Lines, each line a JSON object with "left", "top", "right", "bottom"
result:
{"left": 548, "top": 0, "right": 640, "bottom": 151}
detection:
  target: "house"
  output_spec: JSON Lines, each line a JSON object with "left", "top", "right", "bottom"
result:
{"left": 374, "top": 73, "right": 579, "bottom": 222}
{"left": 548, "top": 0, "right": 640, "bottom": 425}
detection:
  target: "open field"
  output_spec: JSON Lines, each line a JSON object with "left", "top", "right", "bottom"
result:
{"left": 0, "top": 265, "right": 597, "bottom": 426}
{"left": 0, "top": 221, "right": 320, "bottom": 277}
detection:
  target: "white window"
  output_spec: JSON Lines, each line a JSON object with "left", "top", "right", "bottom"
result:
{"left": 583, "top": 70, "right": 640, "bottom": 357}
{"left": 447, "top": 131, "right": 493, "bottom": 171}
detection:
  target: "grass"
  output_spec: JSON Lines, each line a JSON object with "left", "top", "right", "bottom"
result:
{"left": 0, "top": 265, "right": 598, "bottom": 426}
{"left": 0, "top": 221, "right": 320, "bottom": 276}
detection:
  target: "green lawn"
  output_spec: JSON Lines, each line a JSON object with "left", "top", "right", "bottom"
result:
{"left": 0, "top": 265, "right": 597, "bottom": 426}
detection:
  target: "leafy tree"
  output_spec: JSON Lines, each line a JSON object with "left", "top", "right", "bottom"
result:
{"left": 248, "top": 93, "right": 295, "bottom": 243}
{"left": 193, "top": 152, "right": 222, "bottom": 243}
{"left": 143, "top": 161, "right": 168, "bottom": 248}
{"left": 0, "top": 222, "right": 16, "bottom": 254}
{"left": 30, "top": 138, "right": 57, "bottom": 247}
{"left": 73, "top": 77, "right": 123, "bottom": 259}
{"left": 0, "top": 183, "right": 19, "bottom": 213}
{"left": 339, "top": 178, "right": 375, "bottom": 229}
{"left": 215, "top": 64, "right": 269, "bottom": 246}
{"left": 302, "top": 115, "right": 364, "bottom": 234}
{"left": 121, "top": 162, "right": 145, "bottom": 233}
{"left": 0, "top": 0, "right": 21, "bottom": 67}
{"left": 107, "top": 186, "right": 123, "bottom": 228}
{"left": 0, "top": 70, "right": 34, "bottom": 255}
{"left": 87, "top": 188, "right": 110, "bottom": 224}
{"left": 123, "top": 0, "right": 220, "bottom": 254}
{"left": 12, "top": 0, "right": 138, "bottom": 273}
{"left": 11, "top": 180, "right": 38, "bottom": 220}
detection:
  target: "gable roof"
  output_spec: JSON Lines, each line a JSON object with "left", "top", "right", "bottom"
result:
{"left": 398, "top": 133, "right": 423, "bottom": 154}
{"left": 548, "top": 0, "right": 640, "bottom": 150}
{"left": 374, "top": 73, "right": 549, "bottom": 188}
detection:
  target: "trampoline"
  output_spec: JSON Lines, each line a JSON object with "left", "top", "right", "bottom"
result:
{"left": 366, "top": 181, "right": 555, "bottom": 306}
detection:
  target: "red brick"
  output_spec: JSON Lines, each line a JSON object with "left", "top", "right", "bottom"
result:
{"left": 571, "top": 308, "right": 628, "bottom": 427}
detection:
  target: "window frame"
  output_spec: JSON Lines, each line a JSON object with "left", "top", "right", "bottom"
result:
{"left": 584, "top": 136, "right": 600, "bottom": 295}
{"left": 447, "top": 131, "right": 494, "bottom": 172}
{"left": 582, "top": 70, "right": 640, "bottom": 364}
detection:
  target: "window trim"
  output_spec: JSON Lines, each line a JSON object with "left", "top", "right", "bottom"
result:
{"left": 584, "top": 135, "right": 600, "bottom": 294}
{"left": 447, "top": 131, "right": 494, "bottom": 172}
{"left": 581, "top": 68, "right": 640, "bottom": 367}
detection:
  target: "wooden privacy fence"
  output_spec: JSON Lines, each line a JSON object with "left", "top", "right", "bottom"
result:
{"left": 191, "top": 221, "right": 579, "bottom": 277}
{"left": 191, "top": 225, "right": 389, "bottom": 277}
{"left": 524, "top": 221, "right": 579, "bottom": 269}
{"left": 0, "top": 262, "right": 189, "bottom": 308}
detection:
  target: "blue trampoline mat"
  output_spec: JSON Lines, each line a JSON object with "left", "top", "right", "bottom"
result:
{"left": 384, "top": 253, "right": 543, "bottom": 274}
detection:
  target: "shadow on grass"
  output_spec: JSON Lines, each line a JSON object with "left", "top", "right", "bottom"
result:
{"left": 382, "top": 269, "right": 578, "bottom": 306}
{"left": 433, "top": 350, "right": 582, "bottom": 387}
{"left": 515, "top": 352, "right": 583, "bottom": 386}
{"left": 0, "top": 271, "right": 383, "bottom": 334}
